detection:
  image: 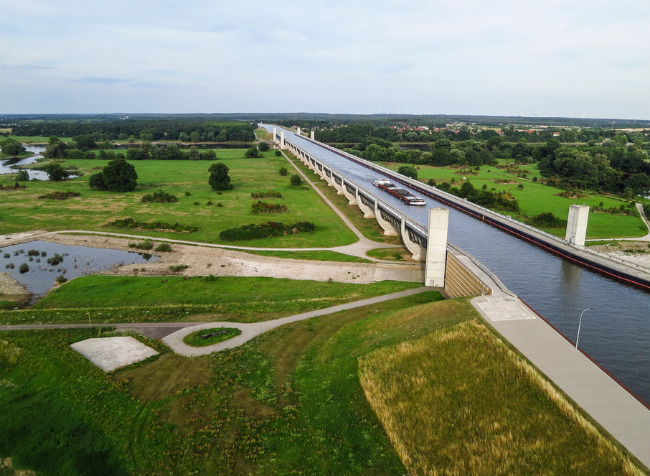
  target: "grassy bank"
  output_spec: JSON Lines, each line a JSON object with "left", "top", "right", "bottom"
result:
{"left": 359, "top": 318, "right": 645, "bottom": 476}
{"left": 0, "top": 150, "right": 358, "bottom": 247}
{"left": 0, "top": 276, "right": 422, "bottom": 325}
{"left": 2, "top": 297, "right": 644, "bottom": 475}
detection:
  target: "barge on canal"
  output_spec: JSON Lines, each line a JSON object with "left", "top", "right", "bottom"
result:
{"left": 373, "top": 179, "right": 426, "bottom": 206}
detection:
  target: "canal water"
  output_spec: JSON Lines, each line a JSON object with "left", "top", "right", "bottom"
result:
{"left": 1, "top": 241, "right": 155, "bottom": 302}
{"left": 269, "top": 126, "right": 650, "bottom": 405}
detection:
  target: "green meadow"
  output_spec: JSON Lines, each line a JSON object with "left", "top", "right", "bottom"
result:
{"left": 383, "top": 161, "right": 647, "bottom": 239}
{"left": 0, "top": 149, "right": 358, "bottom": 247}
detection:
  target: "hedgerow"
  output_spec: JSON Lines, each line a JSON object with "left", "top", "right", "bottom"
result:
{"left": 219, "top": 221, "right": 314, "bottom": 241}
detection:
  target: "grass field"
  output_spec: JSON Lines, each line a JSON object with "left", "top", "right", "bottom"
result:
{"left": 2, "top": 297, "right": 644, "bottom": 476}
{"left": 382, "top": 161, "right": 647, "bottom": 239}
{"left": 359, "top": 318, "right": 645, "bottom": 476}
{"left": 0, "top": 150, "right": 359, "bottom": 247}
{"left": 31, "top": 275, "right": 420, "bottom": 316}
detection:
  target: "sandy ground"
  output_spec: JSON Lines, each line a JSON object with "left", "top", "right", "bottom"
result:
{"left": 1, "top": 231, "right": 379, "bottom": 284}
{"left": 590, "top": 241, "right": 650, "bottom": 269}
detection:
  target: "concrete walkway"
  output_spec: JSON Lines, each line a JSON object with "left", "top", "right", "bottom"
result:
{"left": 161, "top": 287, "right": 432, "bottom": 356}
{"left": 466, "top": 260, "right": 650, "bottom": 468}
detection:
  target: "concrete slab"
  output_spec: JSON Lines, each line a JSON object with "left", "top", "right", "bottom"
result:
{"left": 71, "top": 336, "right": 158, "bottom": 372}
{"left": 474, "top": 296, "right": 537, "bottom": 321}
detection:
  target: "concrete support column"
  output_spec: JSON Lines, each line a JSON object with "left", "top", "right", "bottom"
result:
{"left": 356, "top": 192, "right": 376, "bottom": 218}
{"left": 280, "top": 131, "right": 286, "bottom": 149}
{"left": 341, "top": 182, "right": 359, "bottom": 206}
{"left": 565, "top": 204, "right": 590, "bottom": 247}
{"left": 272, "top": 127, "right": 277, "bottom": 144}
{"left": 311, "top": 130, "right": 315, "bottom": 140}
{"left": 401, "top": 221, "right": 426, "bottom": 262}
{"left": 331, "top": 176, "right": 345, "bottom": 195}
{"left": 297, "top": 127, "right": 301, "bottom": 136}
{"left": 425, "top": 208, "right": 449, "bottom": 287}
{"left": 374, "top": 204, "right": 400, "bottom": 236}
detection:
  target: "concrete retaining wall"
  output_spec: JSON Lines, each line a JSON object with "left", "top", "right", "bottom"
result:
{"left": 444, "top": 250, "right": 492, "bottom": 298}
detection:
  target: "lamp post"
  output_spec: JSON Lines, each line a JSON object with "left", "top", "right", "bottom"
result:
{"left": 575, "top": 307, "right": 594, "bottom": 350}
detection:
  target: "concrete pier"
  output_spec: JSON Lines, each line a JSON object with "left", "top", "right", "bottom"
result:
{"left": 424, "top": 208, "right": 449, "bottom": 287}
{"left": 566, "top": 204, "right": 590, "bottom": 247}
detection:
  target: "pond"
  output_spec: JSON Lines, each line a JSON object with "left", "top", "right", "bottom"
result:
{"left": 0, "top": 241, "right": 156, "bottom": 302}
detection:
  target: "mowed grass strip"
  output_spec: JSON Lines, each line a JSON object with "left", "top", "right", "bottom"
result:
{"left": 29, "top": 275, "right": 421, "bottom": 315}
{"left": 358, "top": 319, "right": 645, "bottom": 476}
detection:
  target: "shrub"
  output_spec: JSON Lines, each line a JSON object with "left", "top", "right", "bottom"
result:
{"left": 15, "top": 170, "right": 29, "bottom": 181}
{"left": 290, "top": 174, "right": 302, "bottom": 186}
{"left": 258, "top": 142, "right": 270, "bottom": 152}
{"left": 45, "top": 163, "right": 70, "bottom": 181}
{"left": 55, "top": 274, "right": 67, "bottom": 284}
{"left": 219, "top": 221, "right": 314, "bottom": 241}
{"left": 134, "top": 239, "right": 154, "bottom": 250}
{"left": 155, "top": 243, "right": 172, "bottom": 252}
{"left": 89, "top": 172, "right": 107, "bottom": 190}
{"left": 397, "top": 165, "right": 418, "bottom": 179}
{"left": 169, "top": 264, "right": 189, "bottom": 272}
{"left": 251, "top": 191, "right": 283, "bottom": 199}
{"left": 528, "top": 212, "right": 566, "bottom": 228}
{"left": 38, "top": 191, "right": 81, "bottom": 200}
{"left": 185, "top": 191, "right": 192, "bottom": 196}
{"left": 47, "top": 254, "right": 64, "bottom": 265}
{"left": 141, "top": 190, "right": 178, "bottom": 203}
{"left": 251, "top": 201, "right": 288, "bottom": 214}
{"left": 19, "top": 263, "right": 29, "bottom": 274}
{"left": 279, "top": 167, "right": 288, "bottom": 176}
{"left": 107, "top": 217, "right": 199, "bottom": 233}
{"left": 245, "top": 146, "right": 262, "bottom": 158}
{"left": 275, "top": 150, "right": 281, "bottom": 156}
{"left": 27, "top": 250, "right": 40, "bottom": 256}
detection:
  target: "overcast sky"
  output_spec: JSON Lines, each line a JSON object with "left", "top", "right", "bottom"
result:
{"left": 1, "top": 0, "right": 648, "bottom": 119}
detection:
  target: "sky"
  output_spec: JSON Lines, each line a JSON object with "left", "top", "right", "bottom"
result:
{"left": 1, "top": 0, "right": 648, "bottom": 119}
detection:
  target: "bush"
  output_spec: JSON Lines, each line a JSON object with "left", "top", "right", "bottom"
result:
{"left": 141, "top": 190, "right": 178, "bottom": 203}
{"left": 155, "top": 243, "right": 172, "bottom": 252}
{"left": 251, "top": 201, "right": 288, "bottom": 214}
{"left": 45, "top": 163, "right": 69, "bottom": 181}
{"left": 55, "top": 274, "right": 67, "bottom": 284}
{"left": 275, "top": 150, "right": 281, "bottom": 156}
{"left": 245, "top": 147, "right": 262, "bottom": 158}
{"left": 108, "top": 217, "right": 199, "bottom": 233}
{"left": 279, "top": 167, "right": 288, "bottom": 176}
{"left": 251, "top": 191, "right": 283, "bottom": 199}
{"left": 219, "top": 221, "right": 314, "bottom": 241}
{"left": 169, "top": 264, "right": 189, "bottom": 272}
{"left": 19, "top": 263, "right": 29, "bottom": 274}
{"left": 290, "top": 174, "right": 302, "bottom": 186}
{"left": 47, "top": 254, "right": 64, "bottom": 265}
{"left": 528, "top": 212, "right": 566, "bottom": 228}
{"left": 397, "top": 165, "right": 418, "bottom": 180}
{"left": 15, "top": 170, "right": 29, "bottom": 181}
{"left": 258, "top": 142, "right": 270, "bottom": 152}
{"left": 89, "top": 172, "right": 107, "bottom": 190}
{"left": 38, "top": 191, "right": 80, "bottom": 200}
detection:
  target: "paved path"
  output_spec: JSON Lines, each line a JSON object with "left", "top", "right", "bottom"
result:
{"left": 161, "top": 287, "right": 431, "bottom": 356}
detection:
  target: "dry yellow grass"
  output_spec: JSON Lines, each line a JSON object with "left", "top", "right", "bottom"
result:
{"left": 359, "top": 319, "right": 646, "bottom": 476}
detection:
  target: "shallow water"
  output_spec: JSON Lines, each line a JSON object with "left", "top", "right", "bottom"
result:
{"left": 0, "top": 241, "right": 155, "bottom": 301}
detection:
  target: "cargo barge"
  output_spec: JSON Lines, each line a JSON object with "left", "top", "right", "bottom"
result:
{"left": 373, "top": 179, "right": 426, "bottom": 206}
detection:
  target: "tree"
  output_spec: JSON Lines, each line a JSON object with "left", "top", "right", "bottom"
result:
{"left": 290, "top": 174, "right": 302, "bottom": 186}
{"left": 0, "top": 138, "right": 27, "bottom": 156}
{"left": 89, "top": 172, "right": 107, "bottom": 190}
{"left": 397, "top": 165, "right": 418, "bottom": 179}
{"left": 245, "top": 147, "right": 261, "bottom": 158}
{"left": 208, "top": 162, "right": 233, "bottom": 190}
{"left": 258, "top": 142, "right": 270, "bottom": 152}
{"left": 626, "top": 173, "right": 650, "bottom": 196}
{"left": 45, "top": 163, "right": 69, "bottom": 181}
{"left": 101, "top": 158, "right": 138, "bottom": 192}
{"left": 15, "top": 170, "right": 29, "bottom": 181}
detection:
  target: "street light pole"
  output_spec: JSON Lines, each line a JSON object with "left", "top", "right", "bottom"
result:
{"left": 575, "top": 307, "right": 594, "bottom": 350}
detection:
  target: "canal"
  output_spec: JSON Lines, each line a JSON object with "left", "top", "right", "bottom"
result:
{"left": 267, "top": 126, "right": 650, "bottom": 405}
